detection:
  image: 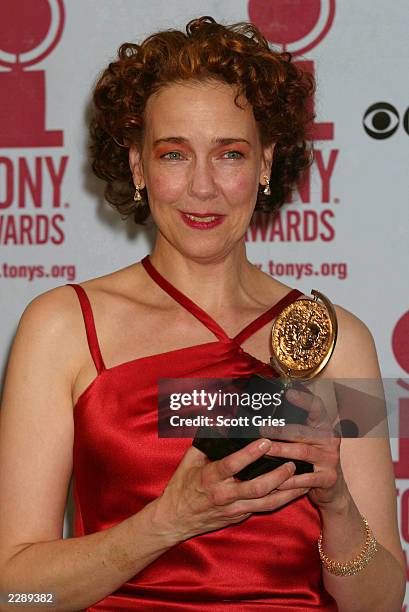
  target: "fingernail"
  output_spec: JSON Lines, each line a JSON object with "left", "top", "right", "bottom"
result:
{"left": 284, "top": 461, "right": 296, "bottom": 471}
{"left": 258, "top": 439, "right": 272, "bottom": 451}
{"left": 300, "top": 488, "right": 310, "bottom": 495}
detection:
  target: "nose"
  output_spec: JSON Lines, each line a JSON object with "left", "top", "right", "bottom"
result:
{"left": 187, "top": 159, "right": 218, "bottom": 201}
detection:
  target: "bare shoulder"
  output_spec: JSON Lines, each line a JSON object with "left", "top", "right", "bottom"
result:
{"left": 20, "top": 262, "right": 150, "bottom": 338}
{"left": 20, "top": 259, "right": 160, "bottom": 335}
{"left": 18, "top": 284, "right": 84, "bottom": 347}
{"left": 324, "top": 302, "right": 381, "bottom": 379}
{"left": 21, "top": 283, "right": 82, "bottom": 327}
{"left": 12, "top": 261, "right": 144, "bottom": 372}
{"left": 333, "top": 302, "right": 375, "bottom": 341}
{"left": 8, "top": 285, "right": 89, "bottom": 388}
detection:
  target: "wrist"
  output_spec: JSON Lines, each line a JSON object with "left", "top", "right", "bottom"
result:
{"left": 317, "top": 489, "right": 369, "bottom": 565}
{"left": 318, "top": 514, "right": 378, "bottom": 576}
{"left": 318, "top": 483, "right": 354, "bottom": 519}
{"left": 145, "top": 496, "right": 187, "bottom": 547}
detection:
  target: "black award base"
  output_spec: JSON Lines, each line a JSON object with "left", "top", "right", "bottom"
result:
{"left": 192, "top": 374, "right": 314, "bottom": 480}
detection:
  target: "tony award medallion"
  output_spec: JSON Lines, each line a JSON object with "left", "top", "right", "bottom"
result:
{"left": 270, "top": 290, "right": 337, "bottom": 383}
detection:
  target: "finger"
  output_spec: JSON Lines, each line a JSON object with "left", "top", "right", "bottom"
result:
{"left": 276, "top": 468, "right": 338, "bottom": 490}
{"left": 227, "top": 487, "right": 310, "bottom": 515}
{"left": 262, "top": 440, "right": 328, "bottom": 464}
{"left": 257, "top": 487, "right": 310, "bottom": 510}
{"left": 229, "top": 460, "right": 297, "bottom": 501}
{"left": 276, "top": 473, "right": 314, "bottom": 490}
{"left": 211, "top": 438, "right": 273, "bottom": 482}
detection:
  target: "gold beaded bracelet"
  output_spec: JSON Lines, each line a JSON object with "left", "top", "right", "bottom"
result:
{"left": 318, "top": 515, "right": 378, "bottom": 577}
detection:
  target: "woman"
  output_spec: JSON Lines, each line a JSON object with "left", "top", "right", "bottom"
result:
{"left": 0, "top": 16, "right": 405, "bottom": 612}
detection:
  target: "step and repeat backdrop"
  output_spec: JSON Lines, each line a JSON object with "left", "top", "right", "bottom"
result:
{"left": 1, "top": 0, "right": 408, "bottom": 606}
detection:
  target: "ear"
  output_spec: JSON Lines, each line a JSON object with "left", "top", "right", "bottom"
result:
{"left": 259, "top": 142, "right": 276, "bottom": 185}
{"left": 129, "top": 145, "right": 145, "bottom": 189}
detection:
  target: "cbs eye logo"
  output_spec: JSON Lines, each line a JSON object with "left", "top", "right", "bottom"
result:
{"left": 363, "top": 102, "right": 409, "bottom": 139}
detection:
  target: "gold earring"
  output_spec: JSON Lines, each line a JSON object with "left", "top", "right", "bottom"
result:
{"left": 133, "top": 183, "right": 143, "bottom": 203}
{"left": 263, "top": 175, "right": 271, "bottom": 196}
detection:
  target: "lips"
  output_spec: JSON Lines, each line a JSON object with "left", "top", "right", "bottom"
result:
{"left": 180, "top": 211, "right": 225, "bottom": 230}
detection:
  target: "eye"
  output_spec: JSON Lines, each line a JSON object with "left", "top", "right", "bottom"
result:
{"left": 363, "top": 102, "right": 400, "bottom": 139}
{"left": 223, "top": 150, "right": 244, "bottom": 159}
{"left": 161, "top": 151, "right": 185, "bottom": 160}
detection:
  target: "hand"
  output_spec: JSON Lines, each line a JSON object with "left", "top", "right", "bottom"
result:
{"left": 261, "top": 388, "right": 350, "bottom": 513}
{"left": 150, "top": 438, "right": 310, "bottom": 543}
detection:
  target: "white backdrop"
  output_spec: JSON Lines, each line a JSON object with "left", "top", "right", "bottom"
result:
{"left": 0, "top": 0, "right": 408, "bottom": 607}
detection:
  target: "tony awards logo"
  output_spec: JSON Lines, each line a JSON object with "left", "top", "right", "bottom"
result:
{"left": 0, "top": 0, "right": 65, "bottom": 147}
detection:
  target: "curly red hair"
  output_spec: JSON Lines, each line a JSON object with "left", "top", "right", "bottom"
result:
{"left": 90, "top": 16, "right": 315, "bottom": 224}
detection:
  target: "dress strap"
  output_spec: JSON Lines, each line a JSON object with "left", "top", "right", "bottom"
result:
{"left": 67, "top": 284, "right": 106, "bottom": 374}
{"left": 141, "top": 255, "right": 304, "bottom": 346}
{"left": 141, "top": 256, "right": 229, "bottom": 342}
{"left": 232, "top": 288, "right": 304, "bottom": 345}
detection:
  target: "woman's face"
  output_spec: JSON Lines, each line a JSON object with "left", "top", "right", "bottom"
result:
{"left": 129, "top": 80, "right": 274, "bottom": 262}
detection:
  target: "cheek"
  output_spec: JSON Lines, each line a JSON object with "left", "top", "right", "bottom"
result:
{"left": 224, "top": 176, "right": 257, "bottom": 206}
{"left": 237, "top": 178, "right": 254, "bottom": 192}
{"left": 148, "top": 168, "right": 186, "bottom": 204}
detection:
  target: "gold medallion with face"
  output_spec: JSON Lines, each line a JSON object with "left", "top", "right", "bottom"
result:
{"left": 270, "top": 290, "right": 337, "bottom": 380}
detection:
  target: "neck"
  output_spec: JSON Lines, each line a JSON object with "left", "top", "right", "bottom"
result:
{"left": 148, "top": 238, "right": 258, "bottom": 312}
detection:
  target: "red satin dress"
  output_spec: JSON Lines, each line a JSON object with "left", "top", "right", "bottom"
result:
{"left": 70, "top": 255, "right": 338, "bottom": 611}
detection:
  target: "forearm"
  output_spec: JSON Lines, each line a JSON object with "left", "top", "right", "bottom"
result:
{"left": 320, "top": 498, "right": 405, "bottom": 612}
{"left": 0, "top": 499, "right": 178, "bottom": 611}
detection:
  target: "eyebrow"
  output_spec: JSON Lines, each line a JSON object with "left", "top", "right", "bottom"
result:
{"left": 152, "top": 136, "right": 251, "bottom": 147}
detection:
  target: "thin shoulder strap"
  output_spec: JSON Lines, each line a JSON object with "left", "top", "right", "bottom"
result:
{"left": 233, "top": 288, "right": 303, "bottom": 345}
{"left": 141, "top": 255, "right": 229, "bottom": 342}
{"left": 67, "top": 284, "right": 106, "bottom": 374}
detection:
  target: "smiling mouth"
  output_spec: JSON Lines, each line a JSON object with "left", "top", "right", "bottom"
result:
{"left": 185, "top": 213, "right": 219, "bottom": 222}
{"left": 179, "top": 211, "right": 225, "bottom": 230}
